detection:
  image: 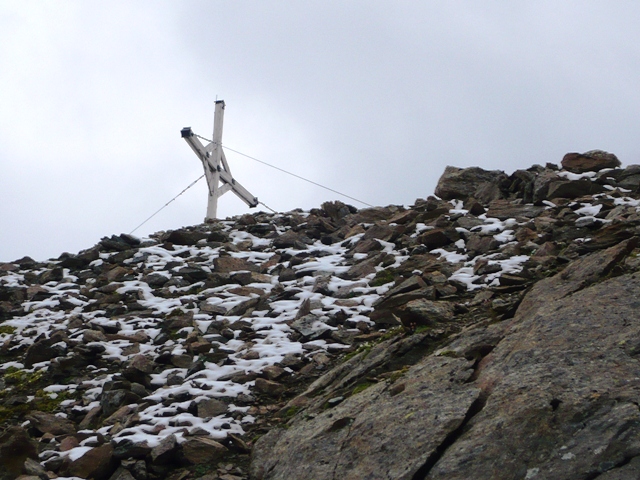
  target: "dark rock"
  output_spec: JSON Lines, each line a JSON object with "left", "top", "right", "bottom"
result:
{"left": 100, "top": 234, "right": 140, "bottom": 252}
{"left": 465, "top": 235, "right": 500, "bottom": 255}
{"left": 150, "top": 434, "right": 178, "bottom": 465}
{"left": 612, "top": 165, "right": 640, "bottom": 190}
{"left": 0, "top": 427, "right": 38, "bottom": 480}
{"left": 107, "top": 466, "right": 137, "bottom": 480}
{"left": 22, "top": 458, "right": 47, "bottom": 478}
{"left": 417, "top": 228, "right": 454, "bottom": 249}
{"left": 373, "top": 287, "right": 437, "bottom": 311}
{"left": 398, "top": 299, "right": 455, "bottom": 326}
{"left": 58, "top": 246, "right": 100, "bottom": 270}
{"left": 547, "top": 178, "right": 606, "bottom": 200}
{"left": 101, "top": 388, "right": 141, "bottom": 418}
{"left": 26, "top": 411, "right": 76, "bottom": 435}
{"left": 142, "top": 272, "right": 170, "bottom": 287}
{"left": 113, "top": 439, "right": 152, "bottom": 460}
{"left": 273, "top": 230, "right": 312, "bottom": 249}
{"left": 122, "top": 354, "right": 154, "bottom": 385}
{"left": 321, "top": 201, "right": 355, "bottom": 223}
{"left": 24, "top": 334, "right": 67, "bottom": 368}
{"left": 485, "top": 200, "right": 546, "bottom": 220}
{"left": 361, "top": 224, "right": 396, "bottom": 243}
{"left": 163, "top": 230, "right": 208, "bottom": 245}
{"left": 352, "top": 238, "right": 383, "bottom": 254}
{"left": 59, "top": 436, "right": 80, "bottom": 452}
{"left": 65, "top": 444, "right": 117, "bottom": 480}
{"left": 426, "top": 274, "right": 640, "bottom": 479}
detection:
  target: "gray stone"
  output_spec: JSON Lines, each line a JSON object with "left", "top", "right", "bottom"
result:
{"left": 398, "top": 298, "right": 455, "bottom": 326}
{"left": 163, "top": 230, "right": 209, "bottom": 246}
{"left": 197, "top": 398, "right": 228, "bottom": 418}
{"left": 181, "top": 438, "right": 228, "bottom": 464}
{"left": 435, "top": 166, "right": 507, "bottom": 201}
{"left": 418, "top": 228, "right": 455, "bottom": 249}
{"left": 254, "top": 378, "right": 285, "bottom": 397}
{"left": 290, "top": 314, "right": 332, "bottom": 340}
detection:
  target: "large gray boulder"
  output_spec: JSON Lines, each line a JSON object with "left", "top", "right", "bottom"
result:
{"left": 434, "top": 166, "right": 507, "bottom": 202}
{"left": 250, "top": 239, "right": 640, "bottom": 480}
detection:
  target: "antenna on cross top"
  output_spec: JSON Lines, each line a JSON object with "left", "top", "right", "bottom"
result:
{"left": 181, "top": 100, "right": 258, "bottom": 222}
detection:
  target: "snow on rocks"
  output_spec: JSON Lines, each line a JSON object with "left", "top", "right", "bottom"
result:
{"left": 2, "top": 155, "right": 640, "bottom": 478}
{"left": 0, "top": 203, "right": 417, "bottom": 476}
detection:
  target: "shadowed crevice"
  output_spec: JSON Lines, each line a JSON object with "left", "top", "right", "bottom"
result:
{"left": 411, "top": 393, "right": 488, "bottom": 480}
{"left": 584, "top": 455, "right": 636, "bottom": 480}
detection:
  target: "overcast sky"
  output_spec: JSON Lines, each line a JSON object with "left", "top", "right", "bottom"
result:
{"left": 2, "top": 1, "right": 640, "bottom": 262}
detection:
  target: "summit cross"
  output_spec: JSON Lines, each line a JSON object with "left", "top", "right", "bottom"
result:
{"left": 181, "top": 100, "right": 258, "bottom": 222}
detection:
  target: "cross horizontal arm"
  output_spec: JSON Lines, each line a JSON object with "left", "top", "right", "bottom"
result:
{"left": 181, "top": 127, "right": 258, "bottom": 208}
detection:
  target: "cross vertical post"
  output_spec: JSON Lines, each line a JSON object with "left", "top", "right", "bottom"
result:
{"left": 181, "top": 100, "right": 259, "bottom": 223}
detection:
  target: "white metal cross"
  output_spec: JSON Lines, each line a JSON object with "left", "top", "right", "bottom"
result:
{"left": 181, "top": 100, "right": 258, "bottom": 222}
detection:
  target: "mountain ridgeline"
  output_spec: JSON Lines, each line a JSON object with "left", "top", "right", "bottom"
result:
{"left": 2, "top": 150, "right": 640, "bottom": 480}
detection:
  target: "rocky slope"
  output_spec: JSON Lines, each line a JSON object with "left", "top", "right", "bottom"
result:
{"left": 3, "top": 150, "right": 640, "bottom": 480}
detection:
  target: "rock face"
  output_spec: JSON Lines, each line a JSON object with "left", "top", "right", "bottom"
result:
{"left": 3, "top": 151, "right": 640, "bottom": 480}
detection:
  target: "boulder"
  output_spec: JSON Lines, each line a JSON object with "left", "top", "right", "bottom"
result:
{"left": 197, "top": 398, "right": 228, "bottom": 418}
{"left": 181, "top": 438, "right": 228, "bottom": 464}
{"left": 65, "top": 444, "right": 117, "bottom": 480}
{"left": 434, "top": 166, "right": 507, "bottom": 201}
{"left": 26, "top": 411, "right": 76, "bottom": 435}
{"left": 163, "top": 229, "right": 208, "bottom": 245}
{"left": 561, "top": 150, "right": 621, "bottom": 173}
{"left": 397, "top": 299, "right": 455, "bottom": 326}
{"left": 417, "top": 228, "right": 455, "bottom": 249}
{"left": 212, "top": 256, "right": 259, "bottom": 273}
{"left": 546, "top": 179, "right": 606, "bottom": 200}
{"left": 254, "top": 378, "right": 286, "bottom": 397}
{"left": 273, "top": 230, "right": 312, "bottom": 249}
{"left": 150, "top": 435, "right": 178, "bottom": 465}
